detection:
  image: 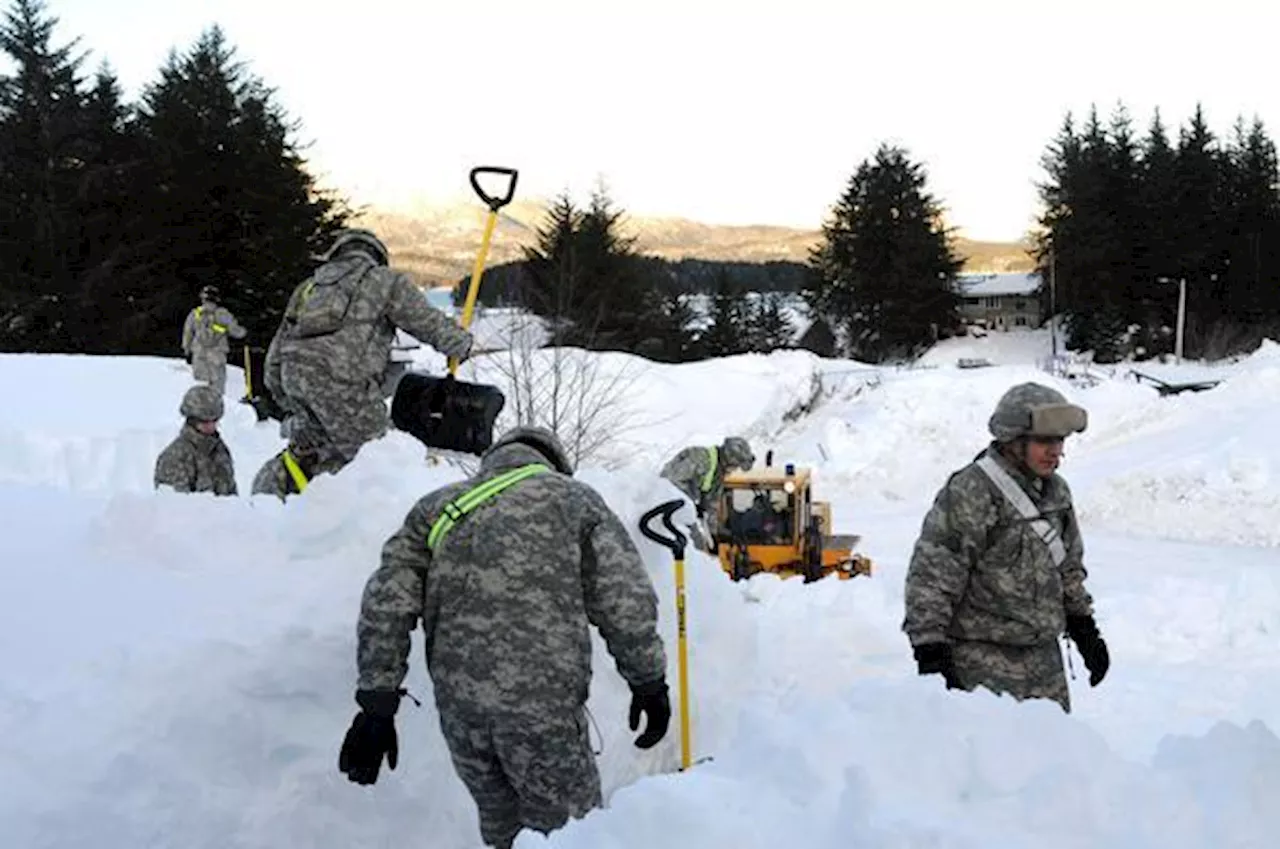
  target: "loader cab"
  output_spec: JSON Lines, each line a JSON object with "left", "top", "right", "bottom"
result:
{"left": 723, "top": 477, "right": 798, "bottom": 546}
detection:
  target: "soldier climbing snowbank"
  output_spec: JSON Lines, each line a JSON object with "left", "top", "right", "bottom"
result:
{"left": 339, "top": 425, "right": 670, "bottom": 849}
{"left": 251, "top": 228, "right": 474, "bottom": 498}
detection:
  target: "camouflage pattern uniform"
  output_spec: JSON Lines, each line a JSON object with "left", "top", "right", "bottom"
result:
{"left": 353, "top": 426, "right": 667, "bottom": 848}
{"left": 659, "top": 436, "right": 755, "bottom": 537}
{"left": 902, "top": 383, "right": 1102, "bottom": 712}
{"left": 154, "top": 384, "right": 237, "bottom": 496}
{"left": 182, "top": 286, "right": 246, "bottom": 394}
{"left": 251, "top": 229, "right": 473, "bottom": 498}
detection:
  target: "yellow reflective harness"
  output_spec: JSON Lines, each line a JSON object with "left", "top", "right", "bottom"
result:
{"left": 427, "top": 463, "right": 549, "bottom": 552}
{"left": 700, "top": 446, "right": 719, "bottom": 492}
{"left": 282, "top": 450, "right": 309, "bottom": 493}
{"left": 195, "top": 306, "right": 227, "bottom": 334}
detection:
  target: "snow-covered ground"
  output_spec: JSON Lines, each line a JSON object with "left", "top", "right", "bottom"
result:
{"left": 2, "top": 328, "right": 1279, "bottom": 848}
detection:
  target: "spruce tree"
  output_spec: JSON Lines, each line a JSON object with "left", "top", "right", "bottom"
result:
{"left": 520, "top": 186, "right": 667, "bottom": 354}
{"left": 129, "top": 25, "right": 349, "bottom": 354}
{"left": 0, "top": 0, "right": 89, "bottom": 350}
{"left": 806, "top": 143, "right": 963, "bottom": 362}
{"left": 698, "top": 270, "right": 750, "bottom": 357}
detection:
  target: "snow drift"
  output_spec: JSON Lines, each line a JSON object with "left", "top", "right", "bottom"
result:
{"left": 1, "top": 331, "right": 1279, "bottom": 848}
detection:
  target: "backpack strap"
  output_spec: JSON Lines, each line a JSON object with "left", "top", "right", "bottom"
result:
{"left": 975, "top": 454, "right": 1067, "bottom": 567}
{"left": 700, "top": 446, "right": 719, "bottom": 493}
{"left": 195, "top": 305, "right": 227, "bottom": 334}
{"left": 427, "top": 463, "right": 550, "bottom": 552}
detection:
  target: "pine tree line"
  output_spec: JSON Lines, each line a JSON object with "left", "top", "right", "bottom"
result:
{"left": 0, "top": 0, "right": 349, "bottom": 356}
{"left": 1035, "top": 103, "right": 1280, "bottom": 360}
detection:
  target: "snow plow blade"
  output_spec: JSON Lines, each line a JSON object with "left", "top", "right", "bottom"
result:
{"left": 390, "top": 371, "right": 506, "bottom": 456}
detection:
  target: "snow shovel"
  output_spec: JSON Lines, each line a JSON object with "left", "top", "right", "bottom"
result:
{"left": 639, "top": 498, "right": 696, "bottom": 771}
{"left": 390, "top": 166, "right": 516, "bottom": 455}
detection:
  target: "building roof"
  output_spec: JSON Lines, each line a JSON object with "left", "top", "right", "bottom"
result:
{"left": 955, "top": 272, "right": 1042, "bottom": 297}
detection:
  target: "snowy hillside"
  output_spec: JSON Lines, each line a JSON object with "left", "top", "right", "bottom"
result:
{"left": 2, "top": 330, "right": 1279, "bottom": 849}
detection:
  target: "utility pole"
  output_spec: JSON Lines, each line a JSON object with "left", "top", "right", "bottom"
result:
{"left": 1175, "top": 276, "right": 1186, "bottom": 362}
{"left": 1157, "top": 275, "right": 1187, "bottom": 363}
{"left": 1049, "top": 245, "right": 1058, "bottom": 361}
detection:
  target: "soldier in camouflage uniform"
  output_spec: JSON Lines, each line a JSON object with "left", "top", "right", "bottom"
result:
{"left": 902, "top": 382, "right": 1110, "bottom": 712}
{"left": 153, "top": 384, "right": 238, "bottom": 496}
{"left": 250, "top": 228, "right": 473, "bottom": 499}
{"left": 181, "top": 285, "right": 247, "bottom": 394}
{"left": 338, "top": 425, "right": 670, "bottom": 849}
{"left": 659, "top": 435, "right": 755, "bottom": 550}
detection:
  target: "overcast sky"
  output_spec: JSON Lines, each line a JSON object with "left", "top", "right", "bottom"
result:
{"left": 35, "top": 0, "right": 1280, "bottom": 240}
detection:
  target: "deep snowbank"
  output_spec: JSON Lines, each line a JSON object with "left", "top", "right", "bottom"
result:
{"left": 2, "top": 337, "right": 1280, "bottom": 848}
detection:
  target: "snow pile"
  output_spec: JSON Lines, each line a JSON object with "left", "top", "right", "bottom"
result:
{"left": 2, "top": 333, "right": 1280, "bottom": 848}
{"left": 533, "top": 684, "right": 1280, "bottom": 849}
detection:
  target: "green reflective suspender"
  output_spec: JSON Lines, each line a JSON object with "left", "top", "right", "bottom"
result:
{"left": 282, "top": 450, "right": 309, "bottom": 493}
{"left": 195, "top": 305, "right": 227, "bottom": 334}
{"left": 700, "top": 446, "right": 719, "bottom": 493}
{"left": 427, "top": 464, "right": 550, "bottom": 552}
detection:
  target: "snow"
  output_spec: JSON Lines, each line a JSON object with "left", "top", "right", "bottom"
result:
{"left": 2, "top": 328, "right": 1280, "bottom": 848}
{"left": 956, "top": 272, "right": 1042, "bottom": 297}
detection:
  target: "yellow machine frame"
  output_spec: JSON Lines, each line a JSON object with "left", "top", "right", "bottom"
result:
{"left": 713, "top": 460, "right": 873, "bottom": 583}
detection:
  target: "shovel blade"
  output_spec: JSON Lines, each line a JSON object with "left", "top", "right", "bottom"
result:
{"left": 390, "top": 372, "right": 506, "bottom": 455}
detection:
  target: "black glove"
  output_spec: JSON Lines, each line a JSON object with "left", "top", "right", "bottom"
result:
{"left": 913, "top": 642, "right": 960, "bottom": 689}
{"left": 1066, "top": 614, "right": 1110, "bottom": 686}
{"left": 628, "top": 680, "right": 671, "bottom": 749}
{"left": 184, "top": 352, "right": 192, "bottom": 365}
{"left": 338, "top": 689, "right": 400, "bottom": 785}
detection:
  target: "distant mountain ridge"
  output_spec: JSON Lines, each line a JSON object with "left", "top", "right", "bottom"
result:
{"left": 350, "top": 197, "right": 1035, "bottom": 285}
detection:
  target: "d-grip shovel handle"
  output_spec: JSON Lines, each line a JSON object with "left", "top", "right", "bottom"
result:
{"left": 469, "top": 166, "right": 519, "bottom": 211}
{"left": 640, "top": 499, "right": 687, "bottom": 560}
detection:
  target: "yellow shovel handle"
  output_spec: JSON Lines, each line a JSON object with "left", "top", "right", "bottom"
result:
{"left": 676, "top": 556, "right": 691, "bottom": 771}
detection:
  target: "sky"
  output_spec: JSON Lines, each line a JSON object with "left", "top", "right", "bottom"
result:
{"left": 28, "top": 0, "right": 1280, "bottom": 242}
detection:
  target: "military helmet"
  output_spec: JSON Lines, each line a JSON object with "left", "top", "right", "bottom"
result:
{"left": 199, "top": 285, "right": 219, "bottom": 302}
{"left": 721, "top": 435, "right": 755, "bottom": 470}
{"left": 489, "top": 424, "right": 574, "bottom": 475}
{"left": 319, "top": 227, "right": 390, "bottom": 266}
{"left": 988, "top": 382, "right": 1087, "bottom": 442}
{"left": 180, "top": 384, "right": 224, "bottom": 422}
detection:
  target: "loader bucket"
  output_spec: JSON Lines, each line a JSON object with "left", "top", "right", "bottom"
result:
{"left": 390, "top": 371, "right": 506, "bottom": 455}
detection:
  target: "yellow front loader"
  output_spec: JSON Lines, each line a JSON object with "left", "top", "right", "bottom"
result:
{"left": 712, "top": 453, "right": 873, "bottom": 583}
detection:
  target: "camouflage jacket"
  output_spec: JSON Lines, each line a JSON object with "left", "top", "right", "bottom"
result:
{"left": 659, "top": 445, "right": 720, "bottom": 515}
{"left": 154, "top": 425, "right": 238, "bottom": 496}
{"left": 263, "top": 255, "right": 472, "bottom": 400}
{"left": 182, "top": 304, "right": 246, "bottom": 355}
{"left": 356, "top": 442, "right": 667, "bottom": 714}
{"left": 902, "top": 444, "right": 1093, "bottom": 648}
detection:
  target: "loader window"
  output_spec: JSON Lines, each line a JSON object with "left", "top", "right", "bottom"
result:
{"left": 724, "top": 487, "right": 793, "bottom": 545}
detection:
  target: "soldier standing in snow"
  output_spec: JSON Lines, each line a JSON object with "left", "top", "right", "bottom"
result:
{"left": 902, "top": 382, "right": 1110, "bottom": 712}
{"left": 338, "top": 425, "right": 670, "bottom": 849}
{"left": 154, "top": 384, "right": 238, "bottom": 496}
{"left": 251, "top": 228, "right": 473, "bottom": 499}
{"left": 181, "top": 285, "right": 247, "bottom": 394}
{"left": 659, "top": 435, "right": 755, "bottom": 550}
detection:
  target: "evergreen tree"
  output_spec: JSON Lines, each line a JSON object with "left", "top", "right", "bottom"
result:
{"left": 744, "top": 292, "right": 795, "bottom": 352}
{"left": 1220, "top": 117, "right": 1280, "bottom": 319}
{"left": 128, "top": 25, "right": 349, "bottom": 354}
{"left": 1170, "top": 104, "right": 1228, "bottom": 323}
{"left": 806, "top": 143, "right": 964, "bottom": 362}
{"left": 520, "top": 186, "right": 668, "bottom": 354}
{"left": 649, "top": 290, "right": 699, "bottom": 362}
{"left": 0, "top": 0, "right": 90, "bottom": 350}
{"left": 698, "top": 270, "right": 751, "bottom": 357}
